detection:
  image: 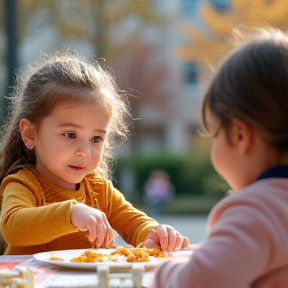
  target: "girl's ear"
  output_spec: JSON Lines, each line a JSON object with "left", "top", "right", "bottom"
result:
{"left": 230, "top": 119, "right": 253, "bottom": 154}
{"left": 19, "top": 118, "right": 36, "bottom": 150}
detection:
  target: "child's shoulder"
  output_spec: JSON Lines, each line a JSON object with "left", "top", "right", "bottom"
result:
{"left": 209, "top": 178, "right": 288, "bottom": 224}
{"left": 3, "top": 168, "right": 38, "bottom": 184}
{"left": 1, "top": 168, "right": 42, "bottom": 197}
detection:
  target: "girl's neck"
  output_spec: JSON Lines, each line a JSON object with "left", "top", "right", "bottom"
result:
{"left": 32, "top": 166, "right": 78, "bottom": 191}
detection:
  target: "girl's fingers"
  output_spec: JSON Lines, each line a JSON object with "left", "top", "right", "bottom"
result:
{"left": 172, "top": 234, "right": 184, "bottom": 251}
{"left": 170, "top": 234, "right": 190, "bottom": 251}
{"left": 93, "top": 212, "right": 110, "bottom": 247}
{"left": 102, "top": 226, "right": 113, "bottom": 248}
{"left": 144, "top": 238, "right": 160, "bottom": 249}
{"left": 108, "top": 228, "right": 115, "bottom": 245}
{"left": 102, "top": 217, "right": 114, "bottom": 248}
{"left": 181, "top": 237, "right": 190, "bottom": 248}
{"left": 71, "top": 204, "right": 115, "bottom": 247}
{"left": 155, "top": 225, "right": 169, "bottom": 252}
{"left": 87, "top": 221, "right": 97, "bottom": 242}
{"left": 95, "top": 222, "right": 105, "bottom": 248}
{"left": 146, "top": 225, "right": 170, "bottom": 252}
{"left": 148, "top": 225, "right": 191, "bottom": 252}
{"left": 166, "top": 228, "right": 177, "bottom": 252}
{"left": 87, "top": 215, "right": 105, "bottom": 244}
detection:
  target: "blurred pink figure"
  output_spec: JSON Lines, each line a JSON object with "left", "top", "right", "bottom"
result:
{"left": 143, "top": 170, "right": 175, "bottom": 217}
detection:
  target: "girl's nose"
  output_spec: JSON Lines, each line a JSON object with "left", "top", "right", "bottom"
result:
{"left": 76, "top": 145, "right": 91, "bottom": 158}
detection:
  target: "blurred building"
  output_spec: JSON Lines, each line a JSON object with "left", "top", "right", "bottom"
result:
{"left": 1, "top": 0, "right": 229, "bottom": 156}
{"left": 117, "top": 0, "right": 203, "bottom": 156}
{"left": 116, "top": 0, "right": 230, "bottom": 156}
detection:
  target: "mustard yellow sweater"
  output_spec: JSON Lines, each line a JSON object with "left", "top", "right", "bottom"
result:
{"left": 0, "top": 168, "right": 158, "bottom": 255}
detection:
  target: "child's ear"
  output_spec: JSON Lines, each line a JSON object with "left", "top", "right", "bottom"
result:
{"left": 19, "top": 118, "right": 36, "bottom": 150}
{"left": 230, "top": 119, "right": 253, "bottom": 154}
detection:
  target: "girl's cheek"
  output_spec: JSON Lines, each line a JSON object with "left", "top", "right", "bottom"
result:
{"left": 210, "top": 145, "right": 216, "bottom": 166}
{"left": 210, "top": 145, "right": 220, "bottom": 173}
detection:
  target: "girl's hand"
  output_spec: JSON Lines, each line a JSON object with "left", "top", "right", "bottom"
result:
{"left": 144, "top": 224, "right": 190, "bottom": 254}
{"left": 253, "top": 265, "right": 288, "bottom": 288}
{"left": 70, "top": 203, "right": 114, "bottom": 248}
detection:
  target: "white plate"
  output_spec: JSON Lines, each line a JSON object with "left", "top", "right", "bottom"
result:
{"left": 33, "top": 248, "right": 168, "bottom": 271}
{"left": 170, "top": 250, "right": 193, "bottom": 257}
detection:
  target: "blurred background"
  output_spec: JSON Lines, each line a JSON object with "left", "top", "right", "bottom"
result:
{"left": 1, "top": 0, "right": 288, "bottom": 243}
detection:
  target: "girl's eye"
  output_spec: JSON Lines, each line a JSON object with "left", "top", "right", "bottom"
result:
{"left": 63, "top": 133, "right": 76, "bottom": 139}
{"left": 91, "top": 136, "right": 103, "bottom": 143}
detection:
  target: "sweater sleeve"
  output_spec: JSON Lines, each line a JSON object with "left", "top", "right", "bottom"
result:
{"left": 1, "top": 181, "right": 78, "bottom": 246}
{"left": 152, "top": 200, "right": 273, "bottom": 288}
{"left": 88, "top": 176, "right": 159, "bottom": 247}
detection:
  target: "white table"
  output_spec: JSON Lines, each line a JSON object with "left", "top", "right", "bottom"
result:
{"left": 0, "top": 250, "right": 192, "bottom": 288}
{"left": 0, "top": 255, "right": 153, "bottom": 287}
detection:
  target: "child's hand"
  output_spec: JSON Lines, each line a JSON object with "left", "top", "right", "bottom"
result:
{"left": 144, "top": 224, "right": 190, "bottom": 254}
{"left": 70, "top": 203, "right": 114, "bottom": 248}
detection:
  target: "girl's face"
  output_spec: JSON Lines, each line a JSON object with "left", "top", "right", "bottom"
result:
{"left": 206, "top": 109, "right": 245, "bottom": 191}
{"left": 32, "top": 99, "right": 110, "bottom": 190}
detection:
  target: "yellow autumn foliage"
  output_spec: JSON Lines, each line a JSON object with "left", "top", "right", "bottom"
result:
{"left": 176, "top": 0, "right": 288, "bottom": 76}
{"left": 1, "top": 0, "right": 167, "bottom": 60}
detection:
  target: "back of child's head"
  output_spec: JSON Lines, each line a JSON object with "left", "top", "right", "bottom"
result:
{"left": 202, "top": 26, "right": 288, "bottom": 151}
{"left": 0, "top": 50, "right": 131, "bottom": 184}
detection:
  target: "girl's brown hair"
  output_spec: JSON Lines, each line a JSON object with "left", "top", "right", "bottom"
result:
{"left": 202, "top": 27, "right": 288, "bottom": 150}
{"left": 0, "top": 50, "right": 132, "bottom": 184}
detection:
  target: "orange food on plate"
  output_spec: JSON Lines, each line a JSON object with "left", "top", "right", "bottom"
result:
{"left": 49, "top": 255, "right": 64, "bottom": 261}
{"left": 70, "top": 250, "right": 105, "bottom": 262}
{"left": 70, "top": 247, "right": 165, "bottom": 263}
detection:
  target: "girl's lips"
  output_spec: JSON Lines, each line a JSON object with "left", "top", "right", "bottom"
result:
{"left": 69, "top": 165, "right": 85, "bottom": 171}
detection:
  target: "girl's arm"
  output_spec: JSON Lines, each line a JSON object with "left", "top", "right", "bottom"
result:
{"left": 1, "top": 182, "right": 78, "bottom": 246}
{"left": 152, "top": 202, "right": 280, "bottom": 288}
{"left": 98, "top": 179, "right": 159, "bottom": 246}
{"left": 101, "top": 180, "right": 189, "bottom": 250}
{"left": 253, "top": 266, "right": 288, "bottom": 288}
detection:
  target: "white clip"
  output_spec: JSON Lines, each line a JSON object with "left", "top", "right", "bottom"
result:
{"left": 96, "top": 264, "right": 145, "bottom": 288}
{"left": 97, "top": 265, "right": 110, "bottom": 288}
{"left": 0, "top": 266, "right": 34, "bottom": 288}
{"left": 132, "top": 263, "right": 144, "bottom": 288}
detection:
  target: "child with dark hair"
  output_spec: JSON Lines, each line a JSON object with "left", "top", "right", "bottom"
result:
{"left": 152, "top": 26, "right": 288, "bottom": 288}
{"left": 0, "top": 50, "right": 189, "bottom": 255}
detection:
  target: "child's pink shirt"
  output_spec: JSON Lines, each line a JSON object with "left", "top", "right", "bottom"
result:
{"left": 152, "top": 178, "right": 288, "bottom": 288}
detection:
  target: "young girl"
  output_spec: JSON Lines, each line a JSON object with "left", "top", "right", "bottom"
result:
{"left": 0, "top": 50, "right": 189, "bottom": 255}
{"left": 152, "top": 26, "right": 288, "bottom": 287}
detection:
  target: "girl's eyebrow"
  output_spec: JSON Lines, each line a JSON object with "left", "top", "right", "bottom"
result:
{"left": 58, "top": 123, "right": 107, "bottom": 133}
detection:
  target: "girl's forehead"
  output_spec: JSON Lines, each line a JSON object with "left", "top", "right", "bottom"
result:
{"left": 41, "top": 101, "right": 111, "bottom": 130}
{"left": 53, "top": 100, "right": 96, "bottom": 110}
{"left": 52, "top": 88, "right": 112, "bottom": 115}
{"left": 52, "top": 101, "right": 109, "bottom": 117}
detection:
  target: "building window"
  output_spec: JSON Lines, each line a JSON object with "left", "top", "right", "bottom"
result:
{"left": 208, "top": 0, "right": 230, "bottom": 12}
{"left": 181, "top": 0, "right": 198, "bottom": 18}
{"left": 183, "top": 62, "right": 198, "bottom": 84}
